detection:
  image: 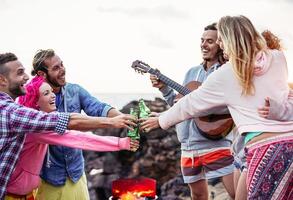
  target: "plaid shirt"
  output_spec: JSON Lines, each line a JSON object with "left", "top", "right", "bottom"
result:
{"left": 0, "top": 92, "right": 69, "bottom": 199}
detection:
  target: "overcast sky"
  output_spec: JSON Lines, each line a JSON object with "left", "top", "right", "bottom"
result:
{"left": 1, "top": 0, "right": 293, "bottom": 94}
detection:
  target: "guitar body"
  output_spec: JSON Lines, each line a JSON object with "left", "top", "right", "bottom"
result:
{"left": 131, "top": 60, "right": 234, "bottom": 140}
{"left": 175, "top": 81, "right": 233, "bottom": 140}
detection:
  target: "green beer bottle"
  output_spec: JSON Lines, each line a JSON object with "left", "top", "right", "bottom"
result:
{"left": 139, "top": 99, "right": 151, "bottom": 119}
{"left": 127, "top": 108, "right": 140, "bottom": 140}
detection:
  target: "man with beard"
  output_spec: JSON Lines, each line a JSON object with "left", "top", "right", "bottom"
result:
{"left": 31, "top": 49, "right": 124, "bottom": 200}
{"left": 149, "top": 23, "right": 234, "bottom": 200}
{"left": 0, "top": 52, "right": 136, "bottom": 199}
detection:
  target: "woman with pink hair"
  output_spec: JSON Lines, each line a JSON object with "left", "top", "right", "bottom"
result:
{"left": 5, "top": 76, "right": 139, "bottom": 200}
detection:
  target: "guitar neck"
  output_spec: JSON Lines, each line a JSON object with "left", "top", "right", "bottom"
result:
{"left": 148, "top": 68, "right": 191, "bottom": 96}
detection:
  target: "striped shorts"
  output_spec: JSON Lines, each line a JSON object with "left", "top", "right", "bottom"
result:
{"left": 181, "top": 147, "right": 234, "bottom": 183}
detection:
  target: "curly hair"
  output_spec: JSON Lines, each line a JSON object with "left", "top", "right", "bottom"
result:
{"left": 261, "top": 30, "right": 282, "bottom": 50}
{"left": 31, "top": 49, "right": 55, "bottom": 76}
{"left": 17, "top": 76, "right": 45, "bottom": 110}
{"left": 0, "top": 53, "right": 18, "bottom": 75}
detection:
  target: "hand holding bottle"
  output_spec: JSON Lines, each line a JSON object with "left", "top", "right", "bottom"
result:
{"left": 110, "top": 114, "right": 137, "bottom": 130}
{"left": 139, "top": 117, "right": 160, "bottom": 133}
{"left": 129, "top": 138, "right": 140, "bottom": 151}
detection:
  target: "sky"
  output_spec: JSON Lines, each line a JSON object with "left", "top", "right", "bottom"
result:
{"left": 1, "top": 0, "right": 293, "bottom": 94}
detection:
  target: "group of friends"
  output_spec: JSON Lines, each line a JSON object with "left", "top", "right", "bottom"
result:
{"left": 0, "top": 15, "right": 292, "bottom": 200}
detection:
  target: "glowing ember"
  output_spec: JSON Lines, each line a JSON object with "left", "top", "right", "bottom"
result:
{"left": 112, "top": 178, "right": 156, "bottom": 199}
{"left": 120, "top": 192, "right": 137, "bottom": 200}
{"left": 133, "top": 190, "right": 154, "bottom": 196}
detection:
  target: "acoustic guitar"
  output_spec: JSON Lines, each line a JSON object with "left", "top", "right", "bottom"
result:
{"left": 131, "top": 60, "right": 234, "bottom": 140}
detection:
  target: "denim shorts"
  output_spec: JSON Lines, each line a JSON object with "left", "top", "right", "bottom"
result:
{"left": 233, "top": 149, "right": 247, "bottom": 172}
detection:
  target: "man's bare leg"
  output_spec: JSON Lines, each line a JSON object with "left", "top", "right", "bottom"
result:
{"left": 222, "top": 172, "right": 235, "bottom": 199}
{"left": 188, "top": 179, "right": 209, "bottom": 200}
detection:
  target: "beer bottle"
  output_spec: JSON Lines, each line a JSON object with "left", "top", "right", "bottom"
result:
{"left": 139, "top": 99, "right": 151, "bottom": 119}
{"left": 127, "top": 108, "right": 140, "bottom": 140}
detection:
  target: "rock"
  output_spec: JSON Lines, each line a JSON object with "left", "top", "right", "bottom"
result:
{"left": 160, "top": 176, "right": 190, "bottom": 199}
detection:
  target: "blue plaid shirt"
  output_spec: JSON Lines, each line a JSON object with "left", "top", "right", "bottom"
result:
{"left": 0, "top": 92, "right": 69, "bottom": 199}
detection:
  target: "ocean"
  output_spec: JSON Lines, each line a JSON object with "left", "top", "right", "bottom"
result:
{"left": 93, "top": 93, "right": 161, "bottom": 110}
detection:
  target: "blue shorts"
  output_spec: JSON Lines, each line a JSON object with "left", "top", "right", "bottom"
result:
{"left": 233, "top": 149, "right": 247, "bottom": 172}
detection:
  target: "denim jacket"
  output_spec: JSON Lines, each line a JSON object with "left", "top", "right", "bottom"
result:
{"left": 160, "top": 63, "right": 232, "bottom": 151}
{"left": 40, "top": 83, "right": 112, "bottom": 186}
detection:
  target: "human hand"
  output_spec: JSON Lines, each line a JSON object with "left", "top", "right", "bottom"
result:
{"left": 258, "top": 97, "right": 270, "bottom": 118}
{"left": 110, "top": 114, "right": 138, "bottom": 130}
{"left": 150, "top": 74, "right": 165, "bottom": 89}
{"left": 129, "top": 138, "right": 139, "bottom": 152}
{"left": 139, "top": 117, "right": 160, "bottom": 133}
{"left": 149, "top": 112, "right": 160, "bottom": 117}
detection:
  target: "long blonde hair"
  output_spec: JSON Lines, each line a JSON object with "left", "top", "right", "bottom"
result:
{"left": 217, "top": 15, "right": 267, "bottom": 95}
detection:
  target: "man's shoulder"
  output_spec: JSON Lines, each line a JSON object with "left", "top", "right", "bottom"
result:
{"left": 64, "top": 83, "right": 87, "bottom": 93}
{"left": 185, "top": 65, "right": 203, "bottom": 75}
{"left": 62, "top": 83, "right": 86, "bottom": 100}
{"left": 0, "top": 92, "right": 12, "bottom": 101}
{"left": 0, "top": 98, "right": 16, "bottom": 113}
{"left": 0, "top": 94, "right": 20, "bottom": 111}
{"left": 64, "top": 83, "right": 96, "bottom": 102}
{"left": 188, "top": 64, "right": 203, "bottom": 71}
{"left": 65, "top": 82, "right": 82, "bottom": 88}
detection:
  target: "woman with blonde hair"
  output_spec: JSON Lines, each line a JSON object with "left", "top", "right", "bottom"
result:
{"left": 141, "top": 15, "right": 293, "bottom": 200}
{"left": 232, "top": 29, "right": 284, "bottom": 200}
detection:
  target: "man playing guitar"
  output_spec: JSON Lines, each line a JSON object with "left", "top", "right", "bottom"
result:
{"left": 149, "top": 23, "right": 234, "bottom": 200}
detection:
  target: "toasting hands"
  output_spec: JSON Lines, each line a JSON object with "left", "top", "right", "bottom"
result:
{"left": 109, "top": 114, "right": 138, "bottom": 130}
{"left": 139, "top": 116, "right": 160, "bottom": 133}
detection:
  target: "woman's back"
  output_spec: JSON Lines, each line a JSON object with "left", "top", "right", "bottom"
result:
{"left": 223, "top": 49, "right": 290, "bottom": 132}
{"left": 159, "top": 49, "right": 293, "bottom": 134}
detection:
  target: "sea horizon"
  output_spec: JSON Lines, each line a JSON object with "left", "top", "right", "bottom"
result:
{"left": 93, "top": 93, "right": 162, "bottom": 110}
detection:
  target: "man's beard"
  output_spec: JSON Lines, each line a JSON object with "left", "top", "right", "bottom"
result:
{"left": 203, "top": 58, "right": 212, "bottom": 62}
{"left": 203, "top": 48, "right": 223, "bottom": 63}
{"left": 46, "top": 74, "right": 64, "bottom": 88}
{"left": 9, "top": 84, "right": 25, "bottom": 98}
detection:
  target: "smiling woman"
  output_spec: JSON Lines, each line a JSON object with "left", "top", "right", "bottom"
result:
{"left": 37, "top": 82, "right": 57, "bottom": 112}
{"left": 2, "top": 76, "right": 140, "bottom": 200}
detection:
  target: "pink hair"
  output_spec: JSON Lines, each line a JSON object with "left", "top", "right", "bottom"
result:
{"left": 18, "top": 76, "right": 45, "bottom": 110}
